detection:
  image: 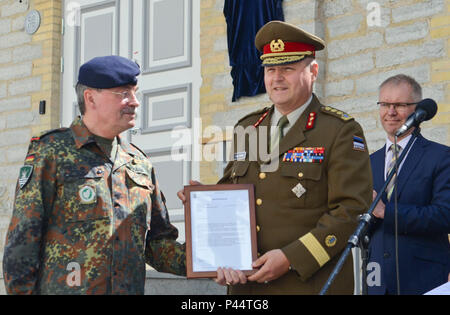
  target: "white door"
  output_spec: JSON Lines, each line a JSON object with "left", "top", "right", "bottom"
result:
{"left": 61, "top": 0, "right": 201, "bottom": 250}
{"left": 62, "top": 0, "right": 125, "bottom": 125}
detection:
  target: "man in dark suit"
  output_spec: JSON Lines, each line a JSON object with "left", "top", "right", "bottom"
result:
{"left": 368, "top": 74, "right": 450, "bottom": 295}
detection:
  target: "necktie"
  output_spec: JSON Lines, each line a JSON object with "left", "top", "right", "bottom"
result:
{"left": 385, "top": 144, "right": 403, "bottom": 201}
{"left": 270, "top": 115, "right": 289, "bottom": 152}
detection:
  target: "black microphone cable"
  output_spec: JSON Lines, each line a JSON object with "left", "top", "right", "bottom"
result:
{"left": 393, "top": 135, "right": 401, "bottom": 295}
{"left": 392, "top": 128, "right": 419, "bottom": 295}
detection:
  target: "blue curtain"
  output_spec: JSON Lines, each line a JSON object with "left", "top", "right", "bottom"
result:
{"left": 224, "top": 0, "right": 284, "bottom": 102}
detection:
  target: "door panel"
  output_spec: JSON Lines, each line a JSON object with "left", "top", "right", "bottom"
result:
{"left": 62, "top": 0, "right": 201, "bottom": 248}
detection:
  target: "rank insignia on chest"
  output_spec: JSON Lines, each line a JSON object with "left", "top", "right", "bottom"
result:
{"left": 282, "top": 147, "right": 324, "bottom": 163}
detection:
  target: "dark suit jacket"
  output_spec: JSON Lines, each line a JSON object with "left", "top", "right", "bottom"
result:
{"left": 368, "top": 134, "right": 450, "bottom": 295}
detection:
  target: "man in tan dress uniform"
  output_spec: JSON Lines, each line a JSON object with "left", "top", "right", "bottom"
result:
{"left": 181, "top": 21, "right": 373, "bottom": 294}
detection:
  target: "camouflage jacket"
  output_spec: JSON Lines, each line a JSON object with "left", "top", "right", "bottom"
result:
{"left": 3, "top": 117, "right": 186, "bottom": 295}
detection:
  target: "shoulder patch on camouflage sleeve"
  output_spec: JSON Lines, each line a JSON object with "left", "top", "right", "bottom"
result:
{"left": 320, "top": 106, "right": 353, "bottom": 122}
{"left": 18, "top": 165, "right": 33, "bottom": 189}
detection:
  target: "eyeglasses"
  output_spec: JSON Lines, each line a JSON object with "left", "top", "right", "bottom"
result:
{"left": 377, "top": 102, "right": 417, "bottom": 112}
{"left": 102, "top": 89, "right": 142, "bottom": 101}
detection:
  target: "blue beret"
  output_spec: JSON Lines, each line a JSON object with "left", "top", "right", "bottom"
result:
{"left": 78, "top": 55, "right": 141, "bottom": 89}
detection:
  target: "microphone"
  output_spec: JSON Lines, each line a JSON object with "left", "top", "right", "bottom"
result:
{"left": 395, "top": 98, "right": 437, "bottom": 137}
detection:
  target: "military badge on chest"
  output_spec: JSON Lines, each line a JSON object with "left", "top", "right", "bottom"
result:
{"left": 78, "top": 185, "right": 97, "bottom": 204}
{"left": 292, "top": 182, "right": 306, "bottom": 199}
{"left": 284, "top": 147, "right": 325, "bottom": 199}
{"left": 283, "top": 147, "right": 324, "bottom": 163}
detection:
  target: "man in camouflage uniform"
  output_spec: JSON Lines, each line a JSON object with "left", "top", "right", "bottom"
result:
{"left": 3, "top": 55, "right": 186, "bottom": 294}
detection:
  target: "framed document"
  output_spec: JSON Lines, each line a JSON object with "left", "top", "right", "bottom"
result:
{"left": 184, "top": 184, "right": 257, "bottom": 278}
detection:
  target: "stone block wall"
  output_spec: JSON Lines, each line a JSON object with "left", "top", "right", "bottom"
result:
{"left": 323, "top": 0, "right": 449, "bottom": 151}
{"left": 0, "top": 0, "right": 62, "bottom": 294}
{"left": 199, "top": 0, "right": 450, "bottom": 183}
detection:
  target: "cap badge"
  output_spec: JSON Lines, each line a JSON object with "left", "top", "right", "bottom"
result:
{"left": 270, "top": 39, "right": 285, "bottom": 52}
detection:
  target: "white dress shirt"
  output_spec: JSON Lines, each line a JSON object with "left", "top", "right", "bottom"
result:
{"left": 270, "top": 95, "right": 313, "bottom": 141}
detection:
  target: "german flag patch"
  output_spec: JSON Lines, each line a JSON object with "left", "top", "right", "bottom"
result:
{"left": 25, "top": 154, "right": 35, "bottom": 163}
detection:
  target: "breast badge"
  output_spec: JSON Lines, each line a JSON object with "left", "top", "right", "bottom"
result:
{"left": 292, "top": 182, "right": 306, "bottom": 199}
{"left": 283, "top": 147, "right": 324, "bottom": 163}
{"left": 78, "top": 185, "right": 96, "bottom": 204}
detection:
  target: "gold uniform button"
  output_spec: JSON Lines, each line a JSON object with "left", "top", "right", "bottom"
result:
{"left": 256, "top": 225, "right": 261, "bottom": 232}
{"left": 259, "top": 172, "right": 266, "bottom": 179}
{"left": 298, "top": 172, "right": 304, "bottom": 178}
{"left": 256, "top": 198, "right": 263, "bottom": 206}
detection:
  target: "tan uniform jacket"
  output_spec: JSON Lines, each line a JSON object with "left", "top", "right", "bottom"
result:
{"left": 218, "top": 95, "right": 373, "bottom": 294}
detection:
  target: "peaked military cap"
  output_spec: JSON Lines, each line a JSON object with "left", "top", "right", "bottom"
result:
{"left": 78, "top": 55, "right": 141, "bottom": 89}
{"left": 255, "top": 20, "right": 325, "bottom": 66}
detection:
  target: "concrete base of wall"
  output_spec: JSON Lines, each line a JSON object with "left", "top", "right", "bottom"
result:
{"left": 145, "top": 271, "right": 226, "bottom": 295}
{"left": 0, "top": 272, "right": 227, "bottom": 295}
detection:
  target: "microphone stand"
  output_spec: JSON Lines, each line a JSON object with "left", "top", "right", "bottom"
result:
{"left": 319, "top": 128, "right": 420, "bottom": 295}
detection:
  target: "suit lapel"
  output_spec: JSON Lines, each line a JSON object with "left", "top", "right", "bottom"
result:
{"left": 395, "top": 135, "right": 427, "bottom": 198}
{"left": 371, "top": 147, "right": 386, "bottom": 192}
